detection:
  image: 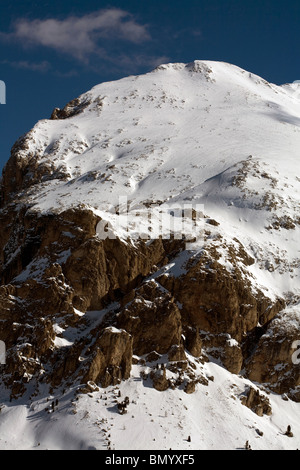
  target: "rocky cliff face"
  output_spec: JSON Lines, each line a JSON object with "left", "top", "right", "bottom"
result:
{"left": 0, "top": 61, "right": 299, "bottom": 407}
{"left": 0, "top": 187, "right": 297, "bottom": 400}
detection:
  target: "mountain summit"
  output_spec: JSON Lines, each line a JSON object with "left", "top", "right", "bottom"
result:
{"left": 0, "top": 61, "right": 299, "bottom": 450}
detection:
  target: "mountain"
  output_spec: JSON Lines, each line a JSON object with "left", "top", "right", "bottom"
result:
{"left": 0, "top": 60, "right": 299, "bottom": 450}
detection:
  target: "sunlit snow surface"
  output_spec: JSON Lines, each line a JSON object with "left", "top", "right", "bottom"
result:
{"left": 0, "top": 359, "right": 299, "bottom": 450}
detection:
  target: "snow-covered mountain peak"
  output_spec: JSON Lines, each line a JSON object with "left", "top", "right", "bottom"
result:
{"left": 1, "top": 60, "right": 299, "bottom": 304}
{"left": 281, "top": 81, "right": 300, "bottom": 99}
{"left": 1, "top": 60, "right": 300, "bottom": 450}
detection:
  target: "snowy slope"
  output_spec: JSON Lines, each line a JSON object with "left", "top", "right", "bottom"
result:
{"left": 0, "top": 358, "right": 299, "bottom": 450}
{"left": 21, "top": 61, "right": 300, "bottom": 212}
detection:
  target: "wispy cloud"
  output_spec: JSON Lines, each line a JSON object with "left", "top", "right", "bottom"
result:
{"left": 0, "top": 59, "right": 80, "bottom": 78}
{"left": 0, "top": 9, "right": 150, "bottom": 62}
{"left": 0, "top": 59, "right": 51, "bottom": 72}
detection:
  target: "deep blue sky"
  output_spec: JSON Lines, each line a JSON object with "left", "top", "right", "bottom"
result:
{"left": 0, "top": 0, "right": 299, "bottom": 171}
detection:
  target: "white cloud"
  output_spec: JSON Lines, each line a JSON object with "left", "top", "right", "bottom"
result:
{"left": 0, "top": 9, "right": 150, "bottom": 62}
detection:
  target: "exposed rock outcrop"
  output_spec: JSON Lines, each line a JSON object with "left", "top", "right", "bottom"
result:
{"left": 82, "top": 327, "right": 133, "bottom": 387}
{"left": 245, "top": 307, "right": 300, "bottom": 400}
{"left": 157, "top": 247, "right": 284, "bottom": 343}
{"left": 150, "top": 366, "right": 170, "bottom": 392}
{"left": 50, "top": 97, "right": 91, "bottom": 120}
{"left": 240, "top": 386, "right": 272, "bottom": 416}
{"left": 116, "top": 280, "right": 182, "bottom": 356}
